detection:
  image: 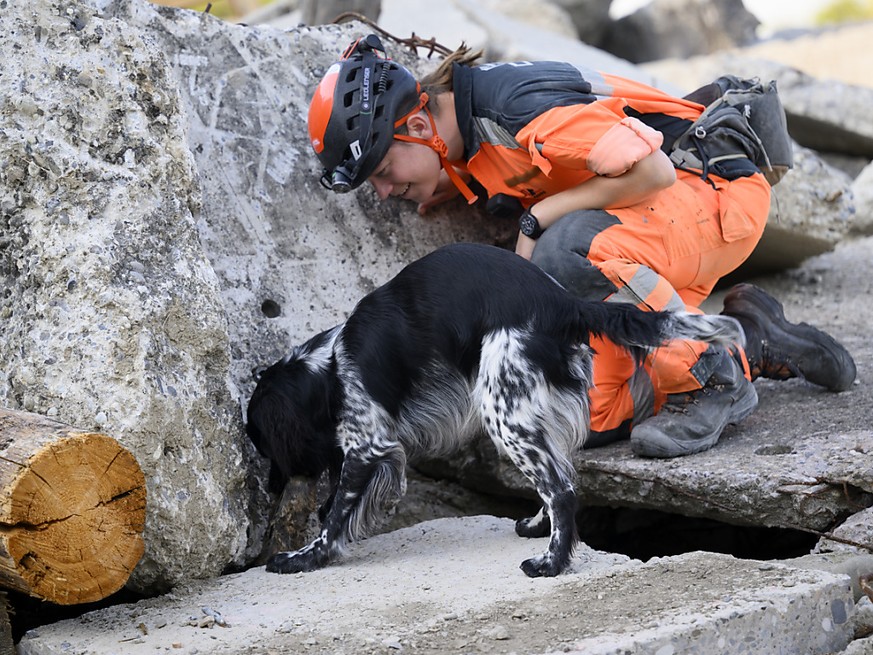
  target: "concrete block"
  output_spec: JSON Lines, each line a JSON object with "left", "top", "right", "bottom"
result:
{"left": 17, "top": 516, "right": 855, "bottom": 655}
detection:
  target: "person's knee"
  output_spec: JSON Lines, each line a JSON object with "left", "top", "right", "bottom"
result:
{"left": 530, "top": 232, "right": 579, "bottom": 279}
{"left": 531, "top": 216, "right": 617, "bottom": 300}
{"left": 530, "top": 212, "right": 590, "bottom": 278}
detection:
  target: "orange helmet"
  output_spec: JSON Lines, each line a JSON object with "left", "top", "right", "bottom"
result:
{"left": 308, "top": 35, "right": 422, "bottom": 193}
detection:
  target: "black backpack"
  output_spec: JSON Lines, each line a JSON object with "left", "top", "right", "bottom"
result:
{"left": 671, "top": 75, "right": 793, "bottom": 186}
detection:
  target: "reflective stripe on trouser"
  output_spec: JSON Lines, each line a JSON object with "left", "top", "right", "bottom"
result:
{"left": 530, "top": 172, "right": 770, "bottom": 445}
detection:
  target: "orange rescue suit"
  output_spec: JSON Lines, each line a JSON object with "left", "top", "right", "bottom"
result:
{"left": 451, "top": 61, "right": 771, "bottom": 442}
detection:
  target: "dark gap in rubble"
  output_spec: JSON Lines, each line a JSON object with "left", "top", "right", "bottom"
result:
{"left": 577, "top": 505, "right": 819, "bottom": 562}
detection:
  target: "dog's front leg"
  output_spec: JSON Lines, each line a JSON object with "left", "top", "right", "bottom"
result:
{"left": 267, "top": 445, "right": 406, "bottom": 574}
{"left": 266, "top": 453, "right": 372, "bottom": 574}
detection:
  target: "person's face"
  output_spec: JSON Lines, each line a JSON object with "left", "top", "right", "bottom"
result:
{"left": 368, "top": 140, "right": 442, "bottom": 203}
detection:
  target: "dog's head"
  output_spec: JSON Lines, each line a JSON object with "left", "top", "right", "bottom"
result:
{"left": 246, "top": 327, "right": 344, "bottom": 494}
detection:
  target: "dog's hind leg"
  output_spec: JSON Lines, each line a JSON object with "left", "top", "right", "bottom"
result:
{"left": 521, "top": 488, "right": 577, "bottom": 577}
{"left": 486, "top": 421, "right": 578, "bottom": 577}
{"left": 515, "top": 505, "right": 551, "bottom": 538}
{"left": 477, "top": 329, "right": 581, "bottom": 577}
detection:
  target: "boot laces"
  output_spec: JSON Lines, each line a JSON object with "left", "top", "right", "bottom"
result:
{"left": 661, "top": 384, "right": 724, "bottom": 415}
{"left": 753, "top": 340, "right": 799, "bottom": 380}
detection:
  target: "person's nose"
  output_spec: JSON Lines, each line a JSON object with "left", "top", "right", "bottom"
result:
{"left": 370, "top": 177, "right": 392, "bottom": 200}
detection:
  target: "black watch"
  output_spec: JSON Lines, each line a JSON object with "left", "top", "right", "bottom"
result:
{"left": 518, "top": 208, "right": 544, "bottom": 240}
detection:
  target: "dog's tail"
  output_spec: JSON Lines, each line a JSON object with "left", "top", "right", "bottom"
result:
{"left": 574, "top": 300, "right": 743, "bottom": 356}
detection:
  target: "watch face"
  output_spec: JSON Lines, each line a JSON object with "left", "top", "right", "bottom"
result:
{"left": 520, "top": 212, "right": 538, "bottom": 236}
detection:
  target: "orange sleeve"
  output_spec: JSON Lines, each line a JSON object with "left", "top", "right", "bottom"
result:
{"left": 514, "top": 98, "right": 661, "bottom": 178}
{"left": 587, "top": 117, "right": 663, "bottom": 177}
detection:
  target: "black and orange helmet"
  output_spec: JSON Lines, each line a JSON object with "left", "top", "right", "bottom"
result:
{"left": 308, "top": 35, "right": 422, "bottom": 193}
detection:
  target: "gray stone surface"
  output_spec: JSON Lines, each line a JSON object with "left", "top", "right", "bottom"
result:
{"left": 644, "top": 53, "right": 873, "bottom": 158}
{"left": 599, "top": 0, "right": 760, "bottom": 63}
{"left": 0, "top": 0, "right": 256, "bottom": 592}
{"left": 852, "top": 161, "right": 873, "bottom": 236}
{"left": 453, "top": 0, "right": 666, "bottom": 85}
{"left": 551, "top": 0, "right": 613, "bottom": 46}
{"left": 16, "top": 516, "right": 858, "bottom": 655}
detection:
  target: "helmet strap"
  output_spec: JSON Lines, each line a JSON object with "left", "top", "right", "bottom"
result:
{"left": 393, "top": 93, "right": 479, "bottom": 205}
{"left": 350, "top": 48, "right": 378, "bottom": 169}
{"left": 332, "top": 36, "right": 386, "bottom": 188}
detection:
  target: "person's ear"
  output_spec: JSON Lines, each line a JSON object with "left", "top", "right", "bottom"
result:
{"left": 405, "top": 112, "right": 432, "bottom": 139}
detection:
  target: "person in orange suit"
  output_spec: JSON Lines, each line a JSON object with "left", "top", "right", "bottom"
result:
{"left": 307, "top": 35, "right": 856, "bottom": 457}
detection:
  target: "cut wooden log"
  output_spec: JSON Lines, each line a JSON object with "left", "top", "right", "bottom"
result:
{"left": 0, "top": 407, "right": 146, "bottom": 605}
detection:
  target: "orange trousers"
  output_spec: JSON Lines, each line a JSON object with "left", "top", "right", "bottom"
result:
{"left": 530, "top": 171, "right": 772, "bottom": 445}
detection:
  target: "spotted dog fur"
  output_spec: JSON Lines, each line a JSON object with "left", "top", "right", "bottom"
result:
{"left": 247, "top": 243, "right": 742, "bottom": 577}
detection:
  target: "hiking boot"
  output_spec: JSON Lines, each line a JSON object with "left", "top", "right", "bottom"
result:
{"left": 721, "top": 283, "right": 856, "bottom": 392}
{"left": 631, "top": 349, "right": 758, "bottom": 458}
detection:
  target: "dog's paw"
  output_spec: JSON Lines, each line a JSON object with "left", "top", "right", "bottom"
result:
{"left": 515, "top": 515, "right": 550, "bottom": 538}
{"left": 520, "top": 554, "right": 563, "bottom": 578}
{"left": 266, "top": 549, "right": 326, "bottom": 574}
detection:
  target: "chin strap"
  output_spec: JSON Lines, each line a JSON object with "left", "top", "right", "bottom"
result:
{"left": 392, "top": 92, "right": 479, "bottom": 205}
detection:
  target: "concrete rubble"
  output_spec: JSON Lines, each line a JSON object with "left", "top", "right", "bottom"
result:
{"left": 15, "top": 517, "right": 863, "bottom": 655}
{"left": 1, "top": 0, "right": 873, "bottom": 652}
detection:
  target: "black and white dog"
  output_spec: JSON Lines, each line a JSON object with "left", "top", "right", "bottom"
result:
{"left": 247, "top": 243, "right": 741, "bottom": 577}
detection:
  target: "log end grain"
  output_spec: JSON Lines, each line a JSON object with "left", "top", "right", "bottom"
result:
{"left": 1, "top": 432, "right": 146, "bottom": 605}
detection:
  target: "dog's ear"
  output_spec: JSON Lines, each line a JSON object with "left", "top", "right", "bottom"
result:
{"left": 245, "top": 352, "right": 341, "bottom": 493}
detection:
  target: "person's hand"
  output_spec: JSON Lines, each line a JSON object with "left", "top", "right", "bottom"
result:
{"left": 515, "top": 233, "right": 536, "bottom": 260}
{"left": 417, "top": 185, "right": 461, "bottom": 215}
{"left": 417, "top": 168, "right": 466, "bottom": 215}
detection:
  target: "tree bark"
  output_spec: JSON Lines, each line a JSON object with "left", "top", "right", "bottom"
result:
{"left": 0, "top": 407, "right": 146, "bottom": 605}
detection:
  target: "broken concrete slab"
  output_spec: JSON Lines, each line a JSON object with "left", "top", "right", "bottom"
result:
{"left": 732, "top": 21, "right": 873, "bottom": 91}
{"left": 643, "top": 53, "right": 873, "bottom": 158}
{"left": 852, "top": 161, "right": 873, "bottom": 236}
{"left": 818, "top": 508, "right": 873, "bottom": 558}
{"left": 0, "top": 0, "right": 262, "bottom": 591}
{"left": 598, "top": 0, "right": 760, "bottom": 64}
{"left": 417, "top": 427, "right": 873, "bottom": 543}
{"left": 16, "top": 516, "right": 857, "bottom": 655}
{"left": 575, "top": 428, "right": 872, "bottom": 537}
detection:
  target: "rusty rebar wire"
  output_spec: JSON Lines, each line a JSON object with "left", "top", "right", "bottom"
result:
{"left": 330, "top": 12, "right": 455, "bottom": 58}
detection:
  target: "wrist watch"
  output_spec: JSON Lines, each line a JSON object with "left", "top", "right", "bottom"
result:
{"left": 518, "top": 208, "right": 544, "bottom": 240}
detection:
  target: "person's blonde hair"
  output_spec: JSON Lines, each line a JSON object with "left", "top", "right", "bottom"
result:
{"left": 420, "top": 43, "right": 484, "bottom": 99}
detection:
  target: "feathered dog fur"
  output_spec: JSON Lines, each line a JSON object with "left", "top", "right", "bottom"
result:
{"left": 247, "top": 243, "right": 742, "bottom": 577}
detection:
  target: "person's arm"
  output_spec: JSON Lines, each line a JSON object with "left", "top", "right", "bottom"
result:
{"left": 515, "top": 148, "right": 676, "bottom": 259}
